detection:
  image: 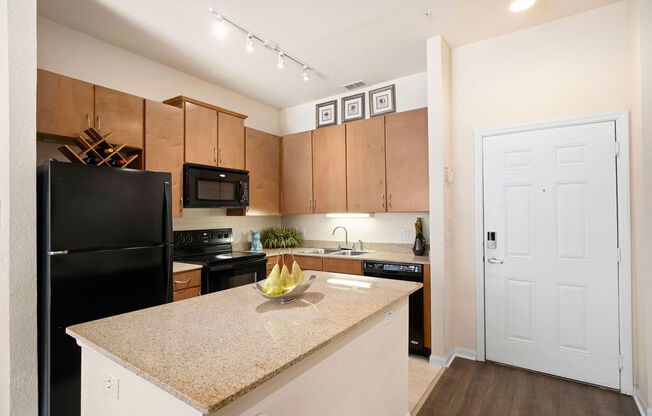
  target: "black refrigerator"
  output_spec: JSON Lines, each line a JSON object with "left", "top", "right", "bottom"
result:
{"left": 37, "top": 160, "right": 173, "bottom": 416}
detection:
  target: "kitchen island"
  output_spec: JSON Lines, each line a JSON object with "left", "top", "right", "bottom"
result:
{"left": 66, "top": 271, "right": 421, "bottom": 416}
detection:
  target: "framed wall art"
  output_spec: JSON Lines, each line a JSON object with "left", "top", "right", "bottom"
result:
{"left": 369, "top": 84, "right": 396, "bottom": 117}
{"left": 341, "top": 93, "right": 365, "bottom": 123}
{"left": 315, "top": 100, "right": 337, "bottom": 128}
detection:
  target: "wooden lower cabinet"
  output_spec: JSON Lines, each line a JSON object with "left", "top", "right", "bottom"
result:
{"left": 172, "top": 269, "right": 202, "bottom": 302}
{"left": 423, "top": 264, "right": 431, "bottom": 349}
{"left": 284, "top": 255, "right": 323, "bottom": 271}
{"left": 323, "top": 258, "right": 362, "bottom": 275}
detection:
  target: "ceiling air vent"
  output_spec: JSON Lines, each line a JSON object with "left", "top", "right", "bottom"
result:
{"left": 342, "top": 81, "right": 368, "bottom": 91}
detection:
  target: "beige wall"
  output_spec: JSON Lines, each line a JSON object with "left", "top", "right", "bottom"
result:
{"left": 448, "top": 0, "right": 632, "bottom": 355}
{"left": 37, "top": 17, "right": 282, "bottom": 135}
{"left": 1, "top": 0, "right": 38, "bottom": 414}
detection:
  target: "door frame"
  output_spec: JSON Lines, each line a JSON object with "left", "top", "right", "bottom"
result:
{"left": 473, "top": 111, "right": 632, "bottom": 394}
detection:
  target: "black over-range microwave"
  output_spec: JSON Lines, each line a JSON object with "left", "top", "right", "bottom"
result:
{"left": 183, "top": 163, "right": 249, "bottom": 208}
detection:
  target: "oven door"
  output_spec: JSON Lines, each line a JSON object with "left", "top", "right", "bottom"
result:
{"left": 184, "top": 164, "right": 249, "bottom": 208}
{"left": 202, "top": 257, "right": 267, "bottom": 294}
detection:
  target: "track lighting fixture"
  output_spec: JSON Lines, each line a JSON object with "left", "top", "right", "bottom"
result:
{"left": 209, "top": 8, "right": 312, "bottom": 81}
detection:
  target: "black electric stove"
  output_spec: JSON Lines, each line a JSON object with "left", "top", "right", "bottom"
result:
{"left": 173, "top": 228, "right": 266, "bottom": 294}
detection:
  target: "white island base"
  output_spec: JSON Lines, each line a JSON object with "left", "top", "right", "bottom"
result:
{"left": 78, "top": 298, "right": 409, "bottom": 416}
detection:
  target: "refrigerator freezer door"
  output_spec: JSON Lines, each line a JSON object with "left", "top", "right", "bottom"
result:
{"left": 46, "top": 161, "right": 172, "bottom": 251}
{"left": 39, "top": 245, "right": 170, "bottom": 416}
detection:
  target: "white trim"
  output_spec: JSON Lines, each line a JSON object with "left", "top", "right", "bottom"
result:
{"left": 473, "top": 111, "right": 633, "bottom": 394}
{"left": 429, "top": 347, "right": 478, "bottom": 368}
{"left": 634, "top": 387, "right": 650, "bottom": 416}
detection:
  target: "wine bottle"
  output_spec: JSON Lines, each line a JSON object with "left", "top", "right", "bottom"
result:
{"left": 103, "top": 148, "right": 114, "bottom": 155}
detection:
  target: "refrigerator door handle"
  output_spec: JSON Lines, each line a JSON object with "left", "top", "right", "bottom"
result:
{"left": 163, "top": 181, "right": 172, "bottom": 244}
{"left": 48, "top": 250, "right": 68, "bottom": 256}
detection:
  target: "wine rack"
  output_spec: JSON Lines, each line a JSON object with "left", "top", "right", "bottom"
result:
{"left": 57, "top": 128, "right": 140, "bottom": 168}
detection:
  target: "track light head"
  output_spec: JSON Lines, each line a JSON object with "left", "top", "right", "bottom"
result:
{"left": 277, "top": 52, "right": 285, "bottom": 69}
{"left": 246, "top": 33, "right": 254, "bottom": 52}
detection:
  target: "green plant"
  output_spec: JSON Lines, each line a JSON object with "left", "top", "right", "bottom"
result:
{"left": 260, "top": 226, "right": 303, "bottom": 248}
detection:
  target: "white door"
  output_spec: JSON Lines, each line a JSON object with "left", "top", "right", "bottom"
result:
{"left": 483, "top": 121, "right": 620, "bottom": 388}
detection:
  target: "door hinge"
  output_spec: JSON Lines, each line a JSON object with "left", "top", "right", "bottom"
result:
{"left": 618, "top": 355, "right": 624, "bottom": 370}
{"left": 616, "top": 247, "right": 621, "bottom": 263}
{"left": 615, "top": 141, "right": 620, "bottom": 158}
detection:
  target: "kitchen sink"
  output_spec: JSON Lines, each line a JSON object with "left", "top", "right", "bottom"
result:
{"left": 297, "top": 248, "right": 340, "bottom": 254}
{"left": 332, "top": 251, "right": 368, "bottom": 256}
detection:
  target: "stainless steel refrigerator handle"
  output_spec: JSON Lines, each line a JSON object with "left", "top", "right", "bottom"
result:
{"left": 487, "top": 256, "right": 504, "bottom": 264}
{"left": 48, "top": 250, "right": 68, "bottom": 256}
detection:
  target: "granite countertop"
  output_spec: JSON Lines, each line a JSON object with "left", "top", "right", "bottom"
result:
{"left": 251, "top": 247, "right": 430, "bottom": 265}
{"left": 173, "top": 262, "right": 203, "bottom": 273}
{"left": 66, "top": 271, "right": 421, "bottom": 415}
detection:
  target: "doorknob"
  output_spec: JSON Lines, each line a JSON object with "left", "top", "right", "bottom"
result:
{"left": 487, "top": 256, "right": 504, "bottom": 264}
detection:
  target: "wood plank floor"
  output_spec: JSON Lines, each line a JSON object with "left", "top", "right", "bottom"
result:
{"left": 416, "top": 358, "right": 637, "bottom": 416}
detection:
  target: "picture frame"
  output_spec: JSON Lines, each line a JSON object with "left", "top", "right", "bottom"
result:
{"left": 315, "top": 100, "right": 338, "bottom": 128}
{"left": 369, "top": 84, "right": 396, "bottom": 117}
{"left": 341, "top": 93, "right": 365, "bottom": 123}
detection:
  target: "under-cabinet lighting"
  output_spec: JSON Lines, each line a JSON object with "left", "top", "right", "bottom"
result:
{"left": 325, "top": 213, "right": 372, "bottom": 218}
{"left": 509, "top": 0, "right": 536, "bottom": 12}
{"left": 327, "top": 278, "right": 373, "bottom": 289}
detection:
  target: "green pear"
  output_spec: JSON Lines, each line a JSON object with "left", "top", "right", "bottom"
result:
{"left": 291, "top": 261, "right": 306, "bottom": 285}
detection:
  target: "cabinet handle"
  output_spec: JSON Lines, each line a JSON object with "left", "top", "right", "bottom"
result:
{"left": 86, "top": 114, "right": 91, "bottom": 129}
{"left": 382, "top": 193, "right": 385, "bottom": 208}
{"left": 174, "top": 277, "right": 192, "bottom": 284}
{"left": 180, "top": 197, "right": 183, "bottom": 210}
{"left": 389, "top": 193, "right": 392, "bottom": 209}
{"left": 219, "top": 149, "right": 223, "bottom": 164}
{"left": 96, "top": 116, "right": 101, "bottom": 131}
{"left": 309, "top": 198, "right": 312, "bottom": 211}
{"left": 313, "top": 197, "right": 317, "bottom": 211}
{"left": 213, "top": 147, "right": 217, "bottom": 163}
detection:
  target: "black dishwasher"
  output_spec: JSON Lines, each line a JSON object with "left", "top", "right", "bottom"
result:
{"left": 363, "top": 261, "right": 428, "bottom": 357}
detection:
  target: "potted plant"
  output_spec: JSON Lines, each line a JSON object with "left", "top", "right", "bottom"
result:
{"left": 260, "top": 226, "right": 304, "bottom": 248}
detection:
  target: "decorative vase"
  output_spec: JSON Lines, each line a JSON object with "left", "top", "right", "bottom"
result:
{"left": 412, "top": 232, "right": 426, "bottom": 256}
{"left": 250, "top": 230, "right": 263, "bottom": 251}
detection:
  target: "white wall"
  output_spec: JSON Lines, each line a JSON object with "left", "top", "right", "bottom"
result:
{"left": 1, "top": 0, "right": 38, "bottom": 414}
{"left": 281, "top": 213, "right": 428, "bottom": 245}
{"left": 280, "top": 72, "right": 427, "bottom": 135}
{"left": 37, "top": 17, "right": 282, "bottom": 135}
{"left": 447, "top": 1, "right": 633, "bottom": 355}
{"left": 0, "top": 0, "right": 9, "bottom": 412}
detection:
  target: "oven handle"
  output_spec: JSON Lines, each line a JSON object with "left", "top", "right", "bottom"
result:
{"left": 204, "top": 257, "right": 267, "bottom": 272}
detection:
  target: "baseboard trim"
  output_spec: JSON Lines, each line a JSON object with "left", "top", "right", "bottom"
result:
{"left": 634, "top": 387, "right": 650, "bottom": 416}
{"left": 429, "top": 347, "right": 477, "bottom": 368}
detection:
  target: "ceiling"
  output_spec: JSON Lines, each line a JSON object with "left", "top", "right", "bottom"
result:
{"left": 37, "top": 0, "right": 620, "bottom": 109}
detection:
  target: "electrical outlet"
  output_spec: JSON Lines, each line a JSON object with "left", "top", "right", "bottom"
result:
{"left": 384, "top": 310, "right": 394, "bottom": 326}
{"left": 102, "top": 371, "right": 119, "bottom": 399}
{"left": 400, "top": 229, "right": 409, "bottom": 241}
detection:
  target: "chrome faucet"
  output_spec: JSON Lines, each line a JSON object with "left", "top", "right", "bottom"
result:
{"left": 332, "top": 226, "right": 349, "bottom": 250}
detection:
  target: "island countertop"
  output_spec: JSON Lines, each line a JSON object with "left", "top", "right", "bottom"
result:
{"left": 66, "top": 271, "right": 421, "bottom": 415}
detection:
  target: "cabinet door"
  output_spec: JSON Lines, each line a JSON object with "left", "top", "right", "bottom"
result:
{"left": 312, "top": 124, "right": 347, "bottom": 213}
{"left": 245, "top": 128, "right": 280, "bottom": 215}
{"left": 185, "top": 102, "right": 218, "bottom": 166}
{"left": 385, "top": 108, "right": 429, "bottom": 212}
{"left": 346, "top": 117, "right": 386, "bottom": 212}
{"left": 144, "top": 100, "right": 184, "bottom": 218}
{"left": 218, "top": 112, "right": 245, "bottom": 170}
{"left": 94, "top": 86, "right": 144, "bottom": 148}
{"left": 37, "top": 69, "right": 94, "bottom": 138}
{"left": 282, "top": 131, "right": 313, "bottom": 214}
{"left": 323, "top": 258, "right": 362, "bottom": 275}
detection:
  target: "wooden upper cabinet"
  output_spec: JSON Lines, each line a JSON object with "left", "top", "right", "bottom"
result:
{"left": 185, "top": 102, "right": 217, "bottom": 166}
{"left": 385, "top": 108, "right": 429, "bottom": 212}
{"left": 346, "top": 117, "right": 386, "bottom": 212}
{"left": 282, "top": 131, "right": 313, "bottom": 214}
{"left": 312, "top": 124, "right": 347, "bottom": 213}
{"left": 218, "top": 112, "right": 245, "bottom": 170}
{"left": 144, "top": 100, "right": 184, "bottom": 218}
{"left": 246, "top": 128, "right": 280, "bottom": 215}
{"left": 94, "top": 86, "right": 144, "bottom": 148}
{"left": 37, "top": 69, "right": 94, "bottom": 138}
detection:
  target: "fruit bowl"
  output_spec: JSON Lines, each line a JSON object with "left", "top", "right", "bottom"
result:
{"left": 253, "top": 274, "right": 317, "bottom": 304}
